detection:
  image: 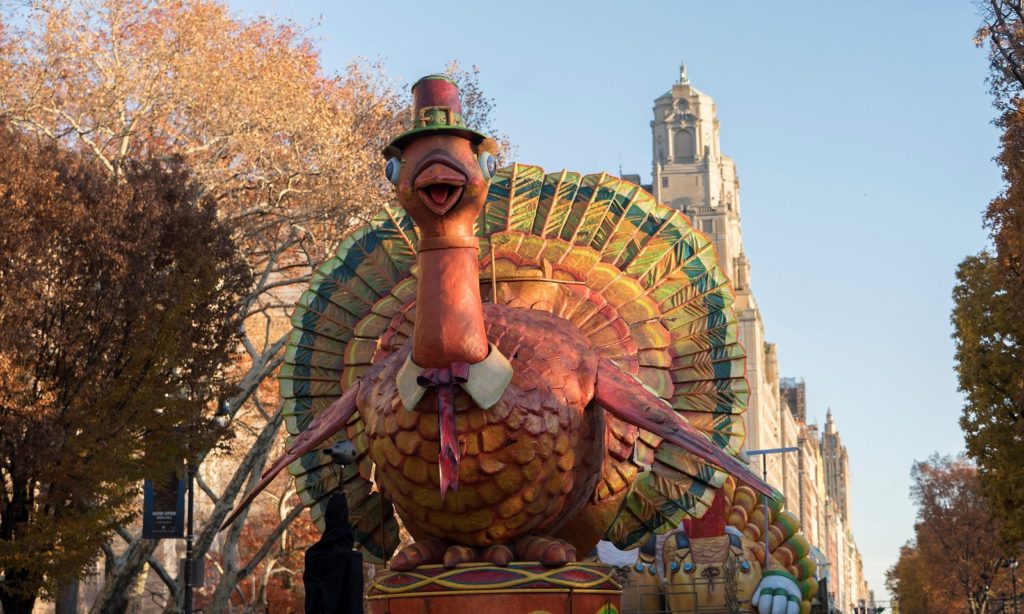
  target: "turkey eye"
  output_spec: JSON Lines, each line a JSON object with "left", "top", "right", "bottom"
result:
{"left": 385, "top": 157, "right": 401, "bottom": 185}
{"left": 479, "top": 151, "right": 497, "bottom": 181}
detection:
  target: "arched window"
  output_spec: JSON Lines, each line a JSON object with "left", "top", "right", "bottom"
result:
{"left": 674, "top": 129, "right": 695, "bottom": 163}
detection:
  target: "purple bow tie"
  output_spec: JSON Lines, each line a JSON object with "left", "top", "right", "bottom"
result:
{"left": 416, "top": 362, "right": 470, "bottom": 388}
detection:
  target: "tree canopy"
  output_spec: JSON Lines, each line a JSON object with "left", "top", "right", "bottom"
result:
{"left": 0, "top": 1, "right": 403, "bottom": 609}
{"left": 886, "top": 455, "right": 1013, "bottom": 614}
{"left": 953, "top": 254, "right": 1024, "bottom": 545}
{"left": 953, "top": 0, "right": 1024, "bottom": 546}
{"left": 0, "top": 1, "right": 513, "bottom": 609}
{"left": 0, "top": 125, "right": 251, "bottom": 611}
{"left": 0, "top": 1, "right": 510, "bottom": 609}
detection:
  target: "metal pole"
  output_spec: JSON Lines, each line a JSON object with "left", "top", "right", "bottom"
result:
{"left": 746, "top": 447, "right": 797, "bottom": 571}
{"left": 1012, "top": 559, "right": 1018, "bottom": 614}
{"left": 763, "top": 454, "right": 769, "bottom": 569}
{"left": 184, "top": 464, "right": 195, "bottom": 614}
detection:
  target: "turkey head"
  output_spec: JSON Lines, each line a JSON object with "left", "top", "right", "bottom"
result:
{"left": 387, "top": 133, "right": 494, "bottom": 244}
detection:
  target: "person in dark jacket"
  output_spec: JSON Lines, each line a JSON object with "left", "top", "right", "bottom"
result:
{"left": 304, "top": 443, "right": 363, "bottom": 614}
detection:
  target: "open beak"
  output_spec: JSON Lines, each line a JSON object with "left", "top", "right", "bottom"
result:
{"left": 413, "top": 158, "right": 466, "bottom": 216}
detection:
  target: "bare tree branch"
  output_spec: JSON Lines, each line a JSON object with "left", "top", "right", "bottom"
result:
{"left": 238, "top": 504, "right": 304, "bottom": 581}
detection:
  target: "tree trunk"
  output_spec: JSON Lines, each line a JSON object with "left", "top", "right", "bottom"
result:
{"left": 0, "top": 593, "right": 37, "bottom": 614}
{"left": 0, "top": 569, "right": 39, "bottom": 614}
{"left": 205, "top": 567, "right": 240, "bottom": 614}
{"left": 55, "top": 578, "right": 80, "bottom": 614}
{"left": 89, "top": 538, "right": 159, "bottom": 614}
{"left": 1, "top": 478, "right": 40, "bottom": 614}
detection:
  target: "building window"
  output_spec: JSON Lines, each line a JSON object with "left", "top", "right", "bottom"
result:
{"left": 674, "top": 129, "right": 695, "bottom": 163}
{"left": 661, "top": 176, "right": 669, "bottom": 188}
{"left": 702, "top": 219, "right": 714, "bottom": 234}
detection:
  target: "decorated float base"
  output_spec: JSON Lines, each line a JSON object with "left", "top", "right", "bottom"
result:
{"left": 367, "top": 561, "right": 621, "bottom": 614}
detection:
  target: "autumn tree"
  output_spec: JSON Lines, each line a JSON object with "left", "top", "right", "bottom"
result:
{"left": 886, "top": 455, "right": 1015, "bottom": 614}
{"left": 953, "top": 254, "right": 1024, "bottom": 546}
{"left": 886, "top": 544, "right": 935, "bottom": 614}
{"left": 953, "top": 0, "right": 1024, "bottom": 546}
{"left": 0, "top": 125, "right": 250, "bottom": 613}
{"left": 198, "top": 497, "right": 320, "bottom": 612}
{"left": 0, "top": 1, "right": 508, "bottom": 610}
{"left": 0, "top": 0, "right": 405, "bottom": 609}
{"left": 946, "top": 0, "right": 1024, "bottom": 548}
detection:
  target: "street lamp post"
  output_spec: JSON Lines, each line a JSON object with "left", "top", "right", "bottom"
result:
{"left": 1005, "top": 558, "right": 1019, "bottom": 614}
{"left": 180, "top": 401, "right": 228, "bottom": 613}
{"left": 745, "top": 447, "right": 798, "bottom": 569}
{"left": 183, "top": 462, "right": 196, "bottom": 614}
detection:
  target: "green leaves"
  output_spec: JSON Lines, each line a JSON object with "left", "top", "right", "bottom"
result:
{"left": 952, "top": 253, "right": 1024, "bottom": 546}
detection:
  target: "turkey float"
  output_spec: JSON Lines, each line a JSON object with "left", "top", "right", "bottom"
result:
{"left": 226, "top": 75, "right": 808, "bottom": 614}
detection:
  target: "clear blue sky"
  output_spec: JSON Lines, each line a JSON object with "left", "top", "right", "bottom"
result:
{"left": 231, "top": 0, "right": 999, "bottom": 601}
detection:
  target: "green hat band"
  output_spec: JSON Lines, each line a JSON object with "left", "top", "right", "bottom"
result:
{"left": 415, "top": 105, "right": 468, "bottom": 131}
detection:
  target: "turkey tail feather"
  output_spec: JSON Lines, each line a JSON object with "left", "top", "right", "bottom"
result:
{"left": 221, "top": 383, "right": 360, "bottom": 530}
{"left": 594, "top": 358, "right": 778, "bottom": 501}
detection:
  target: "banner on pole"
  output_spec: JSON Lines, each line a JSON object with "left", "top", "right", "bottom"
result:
{"left": 143, "top": 474, "right": 186, "bottom": 539}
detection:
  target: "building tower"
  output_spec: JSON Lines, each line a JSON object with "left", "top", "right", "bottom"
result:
{"left": 821, "top": 409, "right": 852, "bottom": 523}
{"left": 651, "top": 64, "right": 780, "bottom": 464}
{"left": 651, "top": 63, "right": 745, "bottom": 283}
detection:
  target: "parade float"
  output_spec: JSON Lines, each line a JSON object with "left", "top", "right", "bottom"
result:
{"left": 227, "top": 74, "right": 814, "bottom": 614}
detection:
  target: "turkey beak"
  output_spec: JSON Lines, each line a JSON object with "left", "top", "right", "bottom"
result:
{"left": 413, "top": 153, "right": 467, "bottom": 216}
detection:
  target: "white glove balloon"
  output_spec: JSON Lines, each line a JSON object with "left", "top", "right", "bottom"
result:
{"left": 752, "top": 571, "right": 801, "bottom": 614}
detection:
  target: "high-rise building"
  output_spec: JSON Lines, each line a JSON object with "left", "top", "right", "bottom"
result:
{"left": 821, "top": 408, "right": 852, "bottom": 523}
{"left": 647, "top": 65, "right": 870, "bottom": 609}
{"left": 651, "top": 63, "right": 745, "bottom": 284}
{"left": 781, "top": 377, "right": 807, "bottom": 422}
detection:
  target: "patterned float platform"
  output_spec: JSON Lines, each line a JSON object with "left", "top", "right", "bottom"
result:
{"left": 366, "top": 561, "right": 622, "bottom": 613}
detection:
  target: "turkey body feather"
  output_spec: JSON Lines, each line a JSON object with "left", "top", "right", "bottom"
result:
{"left": 363, "top": 304, "right": 605, "bottom": 548}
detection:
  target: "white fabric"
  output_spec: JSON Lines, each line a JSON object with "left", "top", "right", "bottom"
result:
{"left": 595, "top": 540, "right": 638, "bottom": 568}
{"left": 655, "top": 531, "right": 672, "bottom": 579}
{"left": 396, "top": 343, "right": 513, "bottom": 410}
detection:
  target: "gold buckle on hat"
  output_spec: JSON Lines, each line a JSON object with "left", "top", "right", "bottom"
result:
{"left": 417, "top": 105, "right": 455, "bottom": 128}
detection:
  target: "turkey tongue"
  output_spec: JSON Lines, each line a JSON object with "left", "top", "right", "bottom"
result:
{"left": 428, "top": 184, "right": 450, "bottom": 205}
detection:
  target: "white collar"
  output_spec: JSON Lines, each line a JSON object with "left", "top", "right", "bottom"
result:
{"left": 396, "top": 343, "right": 513, "bottom": 411}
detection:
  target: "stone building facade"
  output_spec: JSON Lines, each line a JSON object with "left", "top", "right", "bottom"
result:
{"left": 647, "top": 65, "right": 871, "bottom": 612}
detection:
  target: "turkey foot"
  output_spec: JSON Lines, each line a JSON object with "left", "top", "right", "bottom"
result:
{"left": 390, "top": 538, "right": 449, "bottom": 571}
{"left": 515, "top": 535, "right": 577, "bottom": 566}
{"left": 480, "top": 544, "right": 513, "bottom": 567}
{"left": 442, "top": 544, "right": 476, "bottom": 568}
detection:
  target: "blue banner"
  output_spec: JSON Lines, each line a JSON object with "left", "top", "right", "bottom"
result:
{"left": 142, "top": 474, "right": 186, "bottom": 539}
